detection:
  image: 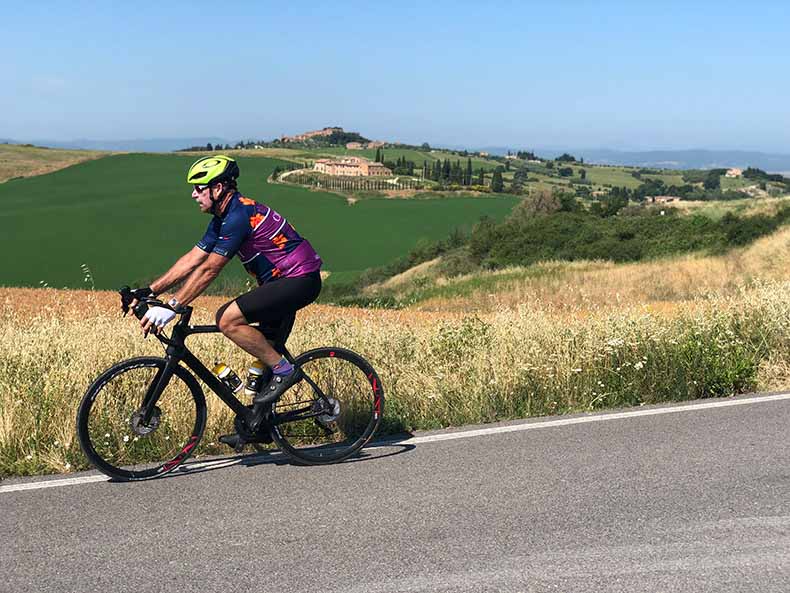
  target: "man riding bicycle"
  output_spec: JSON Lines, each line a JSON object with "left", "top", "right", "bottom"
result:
{"left": 130, "top": 155, "right": 322, "bottom": 437}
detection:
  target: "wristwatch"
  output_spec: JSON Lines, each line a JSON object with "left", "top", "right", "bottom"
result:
{"left": 167, "top": 297, "right": 181, "bottom": 310}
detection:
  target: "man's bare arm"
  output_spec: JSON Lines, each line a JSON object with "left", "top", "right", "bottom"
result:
{"left": 150, "top": 246, "right": 210, "bottom": 295}
{"left": 171, "top": 253, "right": 230, "bottom": 306}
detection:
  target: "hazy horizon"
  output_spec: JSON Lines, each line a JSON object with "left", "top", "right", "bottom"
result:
{"left": 4, "top": 2, "right": 789, "bottom": 153}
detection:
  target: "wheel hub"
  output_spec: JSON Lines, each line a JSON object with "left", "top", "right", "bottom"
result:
{"left": 315, "top": 397, "right": 341, "bottom": 426}
{"left": 130, "top": 406, "right": 161, "bottom": 435}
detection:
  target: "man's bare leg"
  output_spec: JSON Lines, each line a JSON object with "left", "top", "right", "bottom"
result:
{"left": 216, "top": 302, "right": 282, "bottom": 367}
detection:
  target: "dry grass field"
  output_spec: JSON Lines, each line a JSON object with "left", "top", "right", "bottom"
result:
{"left": 367, "top": 222, "right": 790, "bottom": 314}
{"left": 0, "top": 144, "right": 111, "bottom": 183}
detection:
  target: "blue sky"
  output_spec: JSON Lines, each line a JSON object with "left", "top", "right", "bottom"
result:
{"left": 3, "top": 1, "right": 789, "bottom": 151}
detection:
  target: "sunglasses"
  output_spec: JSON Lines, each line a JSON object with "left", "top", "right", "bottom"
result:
{"left": 193, "top": 184, "right": 210, "bottom": 193}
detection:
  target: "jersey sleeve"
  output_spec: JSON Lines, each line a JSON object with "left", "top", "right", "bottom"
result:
{"left": 207, "top": 207, "right": 251, "bottom": 258}
{"left": 196, "top": 220, "right": 218, "bottom": 253}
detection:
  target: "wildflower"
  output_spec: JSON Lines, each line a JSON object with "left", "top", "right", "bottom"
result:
{"left": 25, "top": 454, "right": 33, "bottom": 460}
{"left": 64, "top": 463, "right": 71, "bottom": 470}
{"left": 53, "top": 440, "right": 59, "bottom": 446}
{"left": 634, "top": 361, "right": 645, "bottom": 370}
{"left": 104, "top": 433, "right": 110, "bottom": 438}
{"left": 123, "top": 435, "right": 130, "bottom": 442}
{"left": 572, "top": 368, "right": 582, "bottom": 373}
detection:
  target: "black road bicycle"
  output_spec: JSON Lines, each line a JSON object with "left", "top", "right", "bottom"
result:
{"left": 76, "top": 287, "right": 384, "bottom": 481}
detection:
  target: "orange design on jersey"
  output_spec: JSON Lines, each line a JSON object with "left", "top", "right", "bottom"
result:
{"left": 238, "top": 196, "right": 256, "bottom": 206}
{"left": 249, "top": 213, "right": 265, "bottom": 228}
{"left": 272, "top": 233, "right": 287, "bottom": 249}
{"left": 271, "top": 268, "right": 282, "bottom": 278}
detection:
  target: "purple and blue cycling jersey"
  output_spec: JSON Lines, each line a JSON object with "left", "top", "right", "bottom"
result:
{"left": 197, "top": 192, "right": 322, "bottom": 284}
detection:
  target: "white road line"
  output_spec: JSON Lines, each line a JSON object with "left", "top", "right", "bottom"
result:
{"left": 2, "top": 392, "right": 788, "bottom": 494}
{"left": 396, "top": 392, "right": 790, "bottom": 445}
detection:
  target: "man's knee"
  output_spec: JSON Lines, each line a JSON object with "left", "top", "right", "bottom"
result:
{"left": 216, "top": 301, "right": 245, "bottom": 335}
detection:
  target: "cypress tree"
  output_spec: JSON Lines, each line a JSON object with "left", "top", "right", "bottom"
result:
{"left": 491, "top": 170, "right": 504, "bottom": 193}
{"left": 466, "top": 157, "right": 473, "bottom": 186}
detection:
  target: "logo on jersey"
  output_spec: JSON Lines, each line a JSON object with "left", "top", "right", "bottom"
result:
{"left": 249, "top": 213, "right": 265, "bottom": 229}
{"left": 238, "top": 196, "right": 256, "bottom": 206}
{"left": 272, "top": 233, "right": 287, "bottom": 249}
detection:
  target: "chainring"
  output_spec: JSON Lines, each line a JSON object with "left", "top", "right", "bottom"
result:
{"left": 234, "top": 405, "right": 273, "bottom": 444}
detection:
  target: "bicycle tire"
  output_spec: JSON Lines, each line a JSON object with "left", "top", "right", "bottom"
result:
{"left": 76, "top": 356, "right": 207, "bottom": 481}
{"left": 270, "top": 347, "right": 384, "bottom": 465}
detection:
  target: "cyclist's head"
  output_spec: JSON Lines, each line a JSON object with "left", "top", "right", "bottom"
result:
{"left": 187, "top": 155, "right": 240, "bottom": 187}
{"left": 187, "top": 155, "right": 239, "bottom": 214}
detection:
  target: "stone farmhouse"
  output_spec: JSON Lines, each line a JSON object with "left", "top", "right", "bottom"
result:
{"left": 725, "top": 168, "right": 743, "bottom": 178}
{"left": 314, "top": 156, "right": 392, "bottom": 177}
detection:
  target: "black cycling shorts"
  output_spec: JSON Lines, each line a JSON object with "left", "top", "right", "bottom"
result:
{"left": 234, "top": 271, "right": 321, "bottom": 351}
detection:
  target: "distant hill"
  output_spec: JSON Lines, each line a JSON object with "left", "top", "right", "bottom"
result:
{"left": 1, "top": 137, "right": 228, "bottom": 152}
{"left": 476, "top": 147, "right": 790, "bottom": 173}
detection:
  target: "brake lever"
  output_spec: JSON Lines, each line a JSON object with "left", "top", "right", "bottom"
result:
{"left": 119, "top": 285, "right": 133, "bottom": 316}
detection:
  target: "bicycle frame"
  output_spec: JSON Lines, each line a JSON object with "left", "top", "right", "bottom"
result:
{"left": 139, "top": 306, "right": 330, "bottom": 433}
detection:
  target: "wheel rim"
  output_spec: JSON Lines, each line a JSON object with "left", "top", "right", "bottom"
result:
{"left": 82, "top": 361, "right": 202, "bottom": 479}
{"left": 273, "top": 350, "right": 382, "bottom": 463}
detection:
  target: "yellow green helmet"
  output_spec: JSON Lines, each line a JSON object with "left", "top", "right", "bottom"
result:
{"left": 186, "top": 155, "right": 240, "bottom": 185}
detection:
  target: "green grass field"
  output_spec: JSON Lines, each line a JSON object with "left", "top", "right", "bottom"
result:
{"left": 643, "top": 173, "right": 686, "bottom": 186}
{"left": 583, "top": 166, "right": 644, "bottom": 189}
{"left": 0, "top": 153, "right": 519, "bottom": 290}
{"left": 720, "top": 175, "right": 758, "bottom": 191}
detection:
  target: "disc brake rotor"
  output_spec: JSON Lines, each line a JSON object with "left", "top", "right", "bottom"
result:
{"left": 130, "top": 406, "right": 161, "bottom": 436}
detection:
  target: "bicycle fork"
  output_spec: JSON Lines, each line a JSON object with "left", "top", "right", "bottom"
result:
{"left": 139, "top": 356, "right": 180, "bottom": 425}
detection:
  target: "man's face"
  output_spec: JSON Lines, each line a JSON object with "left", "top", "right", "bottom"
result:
{"left": 192, "top": 184, "right": 215, "bottom": 212}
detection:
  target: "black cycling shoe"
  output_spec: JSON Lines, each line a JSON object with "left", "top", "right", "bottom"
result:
{"left": 253, "top": 368, "right": 304, "bottom": 406}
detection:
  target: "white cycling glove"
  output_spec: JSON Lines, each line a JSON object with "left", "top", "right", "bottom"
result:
{"left": 143, "top": 306, "right": 176, "bottom": 329}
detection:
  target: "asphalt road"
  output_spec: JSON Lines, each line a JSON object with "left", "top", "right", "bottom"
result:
{"left": 3, "top": 393, "right": 789, "bottom": 593}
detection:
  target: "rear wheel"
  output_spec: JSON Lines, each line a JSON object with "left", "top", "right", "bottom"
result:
{"left": 271, "top": 347, "right": 383, "bottom": 465}
{"left": 76, "top": 357, "right": 206, "bottom": 481}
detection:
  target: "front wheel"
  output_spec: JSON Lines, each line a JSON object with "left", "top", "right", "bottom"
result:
{"left": 270, "top": 347, "right": 384, "bottom": 465}
{"left": 76, "top": 357, "right": 207, "bottom": 481}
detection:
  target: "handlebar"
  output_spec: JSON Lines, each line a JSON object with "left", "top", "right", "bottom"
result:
{"left": 119, "top": 286, "right": 193, "bottom": 344}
